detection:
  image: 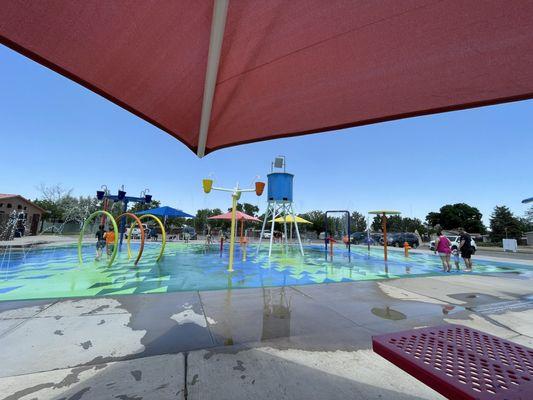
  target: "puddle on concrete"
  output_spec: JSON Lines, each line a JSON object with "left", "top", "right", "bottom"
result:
{"left": 371, "top": 307, "right": 406, "bottom": 321}
{"left": 261, "top": 288, "right": 292, "bottom": 341}
{"left": 449, "top": 293, "right": 504, "bottom": 307}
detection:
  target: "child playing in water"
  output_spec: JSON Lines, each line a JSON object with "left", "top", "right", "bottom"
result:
{"left": 452, "top": 248, "right": 461, "bottom": 271}
{"left": 95, "top": 225, "right": 106, "bottom": 261}
{"left": 104, "top": 226, "right": 115, "bottom": 258}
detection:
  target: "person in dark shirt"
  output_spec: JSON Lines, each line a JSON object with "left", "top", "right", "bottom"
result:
{"left": 95, "top": 225, "right": 106, "bottom": 261}
{"left": 458, "top": 227, "right": 473, "bottom": 271}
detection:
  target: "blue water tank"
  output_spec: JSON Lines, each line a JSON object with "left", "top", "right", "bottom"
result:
{"left": 267, "top": 173, "right": 294, "bottom": 202}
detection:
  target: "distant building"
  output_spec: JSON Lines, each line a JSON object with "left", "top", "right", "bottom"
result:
{"left": 526, "top": 232, "right": 533, "bottom": 246}
{"left": 0, "top": 194, "right": 46, "bottom": 235}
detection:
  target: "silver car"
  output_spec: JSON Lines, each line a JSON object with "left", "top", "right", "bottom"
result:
{"left": 430, "top": 235, "right": 477, "bottom": 253}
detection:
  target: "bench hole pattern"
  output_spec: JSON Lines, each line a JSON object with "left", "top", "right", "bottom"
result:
{"left": 385, "top": 325, "right": 533, "bottom": 397}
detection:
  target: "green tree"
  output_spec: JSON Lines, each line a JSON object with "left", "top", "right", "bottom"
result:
{"left": 425, "top": 212, "right": 441, "bottom": 227}
{"left": 194, "top": 208, "right": 227, "bottom": 233}
{"left": 325, "top": 215, "right": 346, "bottom": 237}
{"left": 425, "top": 203, "right": 485, "bottom": 233}
{"left": 388, "top": 215, "right": 404, "bottom": 232}
{"left": 299, "top": 210, "right": 325, "bottom": 234}
{"left": 402, "top": 217, "right": 426, "bottom": 234}
{"left": 371, "top": 215, "right": 403, "bottom": 232}
{"left": 231, "top": 202, "right": 259, "bottom": 217}
{"left": 489, "top": 205, "right": 522, "bottom": 242}
{"left": 350, "top": 211, "right": 367, "bottom": 232}
{"left": 33, "top": 198, "right": 62, "bottom": 222}
{"left": 518, "top": 217, "right": 533, "bottom": 234}
{"left": 34, "top": 184, "right": 99, "bottom": 223}
{"left": 371, "top": 215, "right": 426, "bottom": 234}
{"left": 526, "top": 205, "right": 533, "bottom": 223}
{"left": 34, "top": 183, "right": 72, "bottom": 222}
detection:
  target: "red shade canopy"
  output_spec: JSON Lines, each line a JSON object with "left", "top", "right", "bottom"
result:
{"left": 2, "top": 1, "right": 533, "bottom": 157}
{"left": 208, "top": 211, "right": 260, "bottom": 222}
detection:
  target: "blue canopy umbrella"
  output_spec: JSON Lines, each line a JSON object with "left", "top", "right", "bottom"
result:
{"left": 136, "top": 206, "right": 194, "bottom": 225}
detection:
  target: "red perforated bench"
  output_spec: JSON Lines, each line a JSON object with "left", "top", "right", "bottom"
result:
{"left": 372, "top": 324, "right": 533, "bottom": 399}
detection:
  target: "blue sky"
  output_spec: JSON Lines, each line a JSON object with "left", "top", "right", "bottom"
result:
{"left": 1, "top": 44, "right": 532, "bottom": 225}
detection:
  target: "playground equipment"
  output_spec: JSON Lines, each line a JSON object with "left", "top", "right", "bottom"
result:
{"left": 368, "top": 210, "right": 401, "bottom": 262}
{"left": 257, "top": 157, "right": 304, "bottom": 257}
{"left": 78, "top": 211, "right": 166, "bottom": 266}
{"left": 208, "top": 211, "right": 260, "bottom": 262}
{"left": 77, "top": 187, "right": 165, "bottom": 267}
{"left": 404, "top": 241, "right": 411, "bottom": 257}
{"left": 127, "top": 214, "right": 167, "bottom": 262}
{"left": 203, "top": 178, "right": 265, "bottom": 272}
{"left": 324, "top": 210, "right": 351, "bottom": 260}
{"left": 115, "top": 212, "right": 145, "bottom": 265}
{"left": 78, "top": 210, "right": 119, "bottom": 266}
{"left": 96, "top": 186, "right": 152, "bottom": 249}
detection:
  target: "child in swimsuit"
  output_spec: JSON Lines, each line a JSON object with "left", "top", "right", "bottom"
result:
{"left": 104, "top": 227, "right": 115, "bottom": 257}
{"left": 452, "top": 248, "right": 461, "bottom": 271}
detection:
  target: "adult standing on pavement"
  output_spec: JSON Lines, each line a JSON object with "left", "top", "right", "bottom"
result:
{"left": 458, "top": 227, "right": 473, "bottom": 271}
{"left": 434, "top": 229, "right": 452, "bottom": 272}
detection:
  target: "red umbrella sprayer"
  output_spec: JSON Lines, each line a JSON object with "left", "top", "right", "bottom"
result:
{"left": 2, "top": 2, "right": 533, "bottom": 157}
{"left": 209, "top": 211, "right": 261, "bottom": 261}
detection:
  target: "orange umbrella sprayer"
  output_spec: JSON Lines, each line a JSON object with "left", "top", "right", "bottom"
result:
{"left": 203, "top": 179, "right": 264, "bottom": 272}
{"left": 368, "top": 210, "right": 401, "bottom": 262}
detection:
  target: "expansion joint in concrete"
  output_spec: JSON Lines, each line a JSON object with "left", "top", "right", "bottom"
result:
{"left": 183, "top": 351, "right": 189, "bottom": 400}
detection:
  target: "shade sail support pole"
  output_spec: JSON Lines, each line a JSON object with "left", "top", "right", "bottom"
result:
{"left": 196, "top": 0, "right": 229, "bottom": 158}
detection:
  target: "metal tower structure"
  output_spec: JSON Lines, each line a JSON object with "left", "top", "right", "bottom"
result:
{"left": 257, "top": 157, "right": 304, "bottom": 257}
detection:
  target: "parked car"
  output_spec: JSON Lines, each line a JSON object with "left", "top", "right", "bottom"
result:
{"left": 381, "top": 232, "right": 420, "bottom": 248}
{"left": 125, "top": 223, "right": 149, "bottom": 239}
{"left": 370, "top": 233, "right": 383, "bottom": 243}
{"left": 262, "top": 231, "right": 283, "bottom": 239}
{"left": 350, "top": 232, "right": 366, "bottom": 244}
{"left": 430, "top": 236, "right": 477, "bottom": 253}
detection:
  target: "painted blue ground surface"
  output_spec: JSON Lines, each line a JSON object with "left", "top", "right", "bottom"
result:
{"left": 0, "top": 242, "right": 530, "bottom": 301}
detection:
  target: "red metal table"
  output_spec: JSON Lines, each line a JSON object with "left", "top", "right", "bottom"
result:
{"left": 372, "top": 324, "right": 533, "bottom": 399}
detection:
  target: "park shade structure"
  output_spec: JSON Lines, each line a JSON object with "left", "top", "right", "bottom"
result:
{"left": 273, "top": 215, "right": 311, "bottom": 243}
{"left": 136, "top": 206, "right": 194, "bottom": 226}
{"left": 273, "top": 216, "right": 311, "bottom": 225}
{"left": 2, "top": 1, "right": 533, "bottom": 157}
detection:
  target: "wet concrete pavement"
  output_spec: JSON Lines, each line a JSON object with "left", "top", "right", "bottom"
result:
{"left": 1, "top": 272, "right": 532, "bottom": 399}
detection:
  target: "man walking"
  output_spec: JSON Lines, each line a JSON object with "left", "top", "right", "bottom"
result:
{"left": 458, "top": 227, "right": 473, "bottom": 271}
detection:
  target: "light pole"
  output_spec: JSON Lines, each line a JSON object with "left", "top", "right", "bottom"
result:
{"left": 203, "top": 178, "right": 265, "bottom": 272}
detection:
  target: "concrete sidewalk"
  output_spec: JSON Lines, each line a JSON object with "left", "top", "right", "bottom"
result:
{"left": 0, "top": 273, "right": 532, "bottom": 399}
{"left": 0, "top": 235, "right": 80, "bottom": 249}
